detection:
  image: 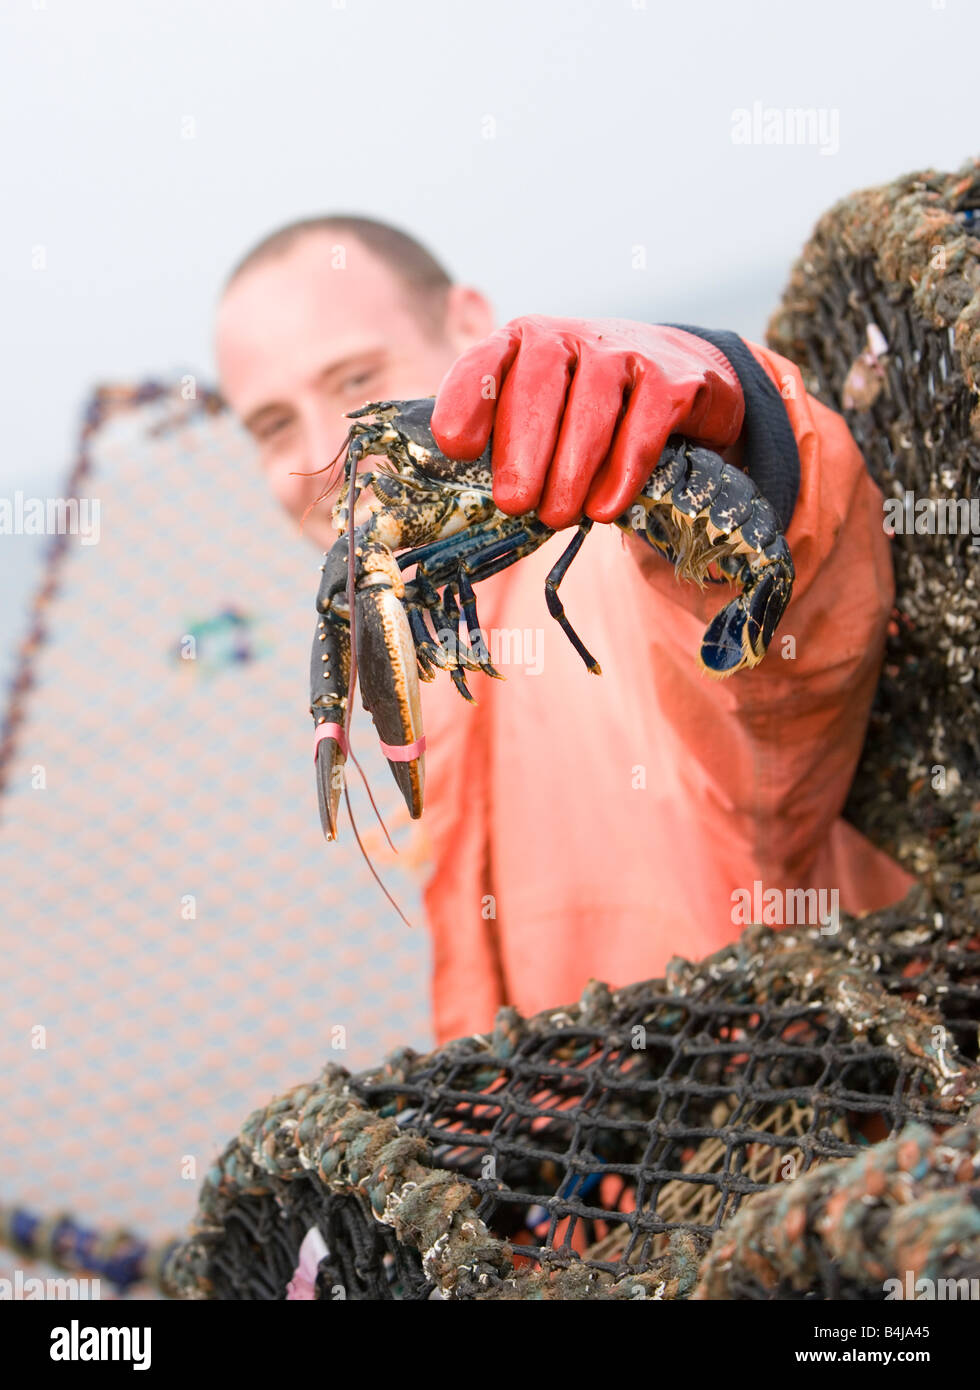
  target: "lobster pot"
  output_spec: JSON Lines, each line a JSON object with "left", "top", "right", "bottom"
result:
{"left": 163, "top": 158, "right": 980, "bottom": 1301}
{"left": 767, "top": 155, "right": 980, "bottom": 884}
{"left": 0, "top": 384, "right": 431, "bottom": 1292}
{"left": 164, "top": 904, "right": 980, "bottom": 1300}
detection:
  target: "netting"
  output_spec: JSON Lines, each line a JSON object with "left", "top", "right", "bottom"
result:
{"left": 694, "top": 1112, "right": 980, "bottom": 1301}
{"left": 159, "top": 156, "right": 980, "bottom": 1301}
{"left": 0, "top": 383, "right": 431, "bottom": 1297}
{"left": 767, "top": 155, "right": 980, "bottom": 885}
{"left": 163, "top": 903, "right": 979, "bottom": 1300}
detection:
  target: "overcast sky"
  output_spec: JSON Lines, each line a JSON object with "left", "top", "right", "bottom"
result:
{"left": 1, "top": 0, "right": 977, "bottom": 673}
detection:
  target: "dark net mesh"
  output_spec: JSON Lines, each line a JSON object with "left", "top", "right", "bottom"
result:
{"left": 767, "top": 156, "right": 980, "bottom": 889}
{"left": 159, "top": 156, "right": 980, "bottom": 1299}
{"left": 163, "top": 901, "right": 980, "bottom": 1301}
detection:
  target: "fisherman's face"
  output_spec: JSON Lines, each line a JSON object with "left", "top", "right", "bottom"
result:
{"left": 216, "top": 233, "right": 490, "bottom": 550}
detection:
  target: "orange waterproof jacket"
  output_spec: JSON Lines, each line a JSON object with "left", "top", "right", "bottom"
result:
{"left": 417, "top": 341, "right": 915, "bottom": 1044}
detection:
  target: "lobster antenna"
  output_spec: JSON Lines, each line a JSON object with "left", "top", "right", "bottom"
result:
{"left": 346, "top": 745, "right": 397, "bottom": 855}
{"left": 296, "top": 432, "right": 354, "bottom": 534}
{"left": 341, "top": 781, "right": 410, "bottom": 928}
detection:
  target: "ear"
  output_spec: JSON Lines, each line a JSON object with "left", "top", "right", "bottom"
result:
{"left": 443, "top": 285, "right": 495, "bottom": 352}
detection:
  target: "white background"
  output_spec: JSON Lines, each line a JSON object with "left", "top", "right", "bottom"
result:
{"left": 1, "top": 0, "right": 977, "bottom": 674}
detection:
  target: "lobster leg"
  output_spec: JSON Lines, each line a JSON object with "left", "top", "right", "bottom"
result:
{"left": 427, "top": 579, "right": 485, "bottom": 702}
{"left": 404, "top": 604, "right": 440, "bottom": 680}
{"left": 397, "top": 519, "right": 553, "bottom": 699}
{"left": 395, "top": 513, "right": 540, "bottom": 575}
{"left": 543, "top": 520, "right": 600, "bottom": 674}
{"left": 411, "top": 571, "right": 483, "bottom": 673}
{"left": 401, "top": 575, "right": 486, "bottom": 710}
{"left": 402, "top": 518, "right": 605, "bottom": 688}
{"left": 432, "top": 581, "right": 479, "bottom": 669}
{"left": 402, "top": 583, "right": 448, "bottom": 679}
{"left": 454, "top": 568, "right": 504, "bottom": 679}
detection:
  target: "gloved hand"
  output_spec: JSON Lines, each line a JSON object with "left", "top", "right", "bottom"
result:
{"left": 430, "top": 317, "right": 745, "bottom": 529}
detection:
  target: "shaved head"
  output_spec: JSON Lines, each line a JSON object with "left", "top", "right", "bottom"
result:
{"left": 225, "top": 215, "right": 453, "bottom": 337}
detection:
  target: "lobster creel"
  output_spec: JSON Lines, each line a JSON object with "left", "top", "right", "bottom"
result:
{"left": 165, "top": 156, "right": 980, "bottom": 1300}
{"left": 163, "top": 906, "right": 980, "bottom": 1301}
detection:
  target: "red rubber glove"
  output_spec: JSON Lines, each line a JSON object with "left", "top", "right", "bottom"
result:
{"left": 431, "top": 317, "right": 746, "bottom": 529}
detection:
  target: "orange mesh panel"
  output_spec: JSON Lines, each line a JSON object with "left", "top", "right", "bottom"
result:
{"left": 0, "top": 385, "right": 431, "bottom": 1278}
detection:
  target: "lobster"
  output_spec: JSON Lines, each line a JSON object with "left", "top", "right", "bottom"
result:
{"left": 310, "top": 398, "right": 795, "bottom": 843}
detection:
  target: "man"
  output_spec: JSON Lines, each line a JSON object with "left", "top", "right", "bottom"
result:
{"left": 216, "top": 216, "right": 914, "bottom": 1044}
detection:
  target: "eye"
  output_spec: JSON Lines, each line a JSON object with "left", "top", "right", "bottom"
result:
{"left": 256, "top": 416, "right": 292, "bottom": 443}
{"left": 340, "top": 368, "right": 379, "bottom": 395}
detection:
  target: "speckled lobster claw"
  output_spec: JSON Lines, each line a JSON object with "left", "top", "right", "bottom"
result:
{"left": 310, "top": 609, "right": 349, "bottom": 841}
{"left": 353, "top": 571, "right": 426, "bottom": 820}
{"left": 311, "top": 534, "right": 425, "bottom": 838}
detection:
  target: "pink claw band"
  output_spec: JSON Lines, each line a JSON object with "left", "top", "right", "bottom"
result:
{"left": 313, "top": 722, "right": 348, "bottom": 760}
{"left": 379, "top": 735, "right": 427, "bottom": 762}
